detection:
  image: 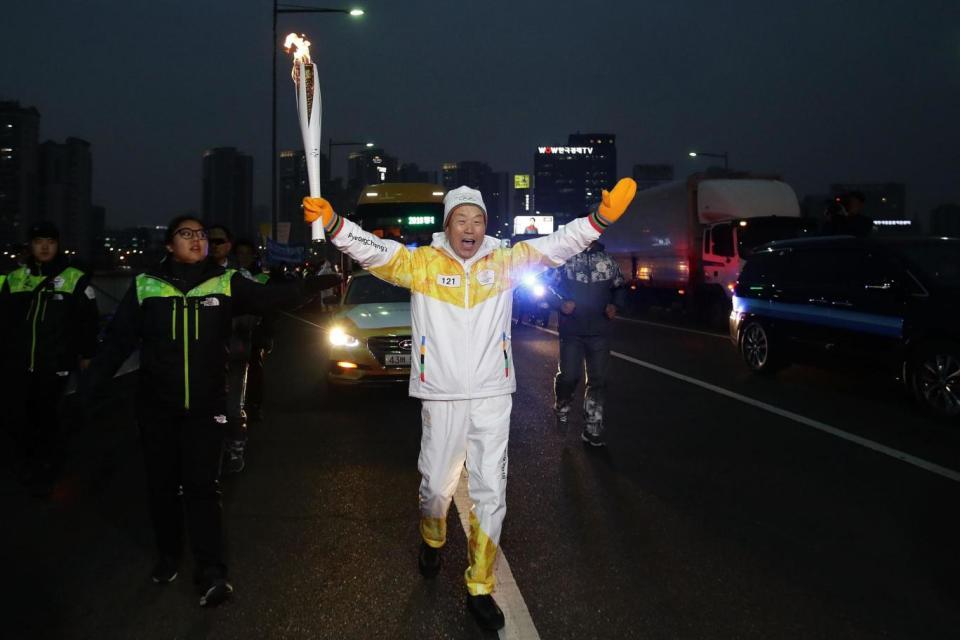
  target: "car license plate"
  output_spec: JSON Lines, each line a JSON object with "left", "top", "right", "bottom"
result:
{"left": 384, "top": 353, "right": 411, "bottom": 366}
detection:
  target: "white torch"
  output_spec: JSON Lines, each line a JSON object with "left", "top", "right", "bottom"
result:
{"left": 284, "top": 33, "right": 324, "bottom": 242}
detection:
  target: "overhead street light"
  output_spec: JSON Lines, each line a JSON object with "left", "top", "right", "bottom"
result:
{"left": 688, "top": 150, "right": 729, "bottom": 170}
{"left": 271, "top": 3, "right": 364, "bottom": 239}
{"left": 326, "top": 139, "right": 374, "bottom": 183}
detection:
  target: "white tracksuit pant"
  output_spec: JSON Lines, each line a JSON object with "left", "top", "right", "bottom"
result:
{"left": 418, "top": 394, "right": 511, "bottom": 596}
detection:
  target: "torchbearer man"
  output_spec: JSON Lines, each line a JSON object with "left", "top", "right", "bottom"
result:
{"left": 304, "top": 177, "right": 637, "bottom": 631}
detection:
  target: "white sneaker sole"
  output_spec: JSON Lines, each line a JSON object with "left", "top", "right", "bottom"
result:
{"left": 152, "top": 571, "right": 178, "bottom": 584}
{"left": 199, "top": 582, "right": 234, "bottom": 607}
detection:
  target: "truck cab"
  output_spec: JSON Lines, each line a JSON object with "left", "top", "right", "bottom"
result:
{"left": 703, "top": 216, "right": 816, "bottom": 299}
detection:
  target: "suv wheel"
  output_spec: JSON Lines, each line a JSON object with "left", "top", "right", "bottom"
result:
{"left": 740, "top": 320, "right": 782, "bottom": 374}
{"left": 909, "top": 341, "right": 960, "bottom": 419}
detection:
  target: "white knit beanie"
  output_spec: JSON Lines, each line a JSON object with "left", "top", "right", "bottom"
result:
{"left": 443, "top": 186, "right": 487, "bottom": 227}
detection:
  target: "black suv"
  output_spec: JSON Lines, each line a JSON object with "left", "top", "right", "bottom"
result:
{"left": 730, "top": 236, "right": 960, "bottom": 419}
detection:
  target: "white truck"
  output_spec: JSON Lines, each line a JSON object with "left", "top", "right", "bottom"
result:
{"left": 602, "top": 172, "right": 809, "bottom": 311}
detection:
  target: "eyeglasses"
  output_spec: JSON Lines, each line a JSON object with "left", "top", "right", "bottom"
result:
{"left": 174, "top": 228, "right": 207, "bottom": 240}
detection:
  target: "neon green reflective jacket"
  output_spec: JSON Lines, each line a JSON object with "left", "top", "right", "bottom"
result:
{"left": 81, "top": 260, "right": 306, "bottom": 413}
{"left": 3, "top": 259, "right": 98, "bottom": 373}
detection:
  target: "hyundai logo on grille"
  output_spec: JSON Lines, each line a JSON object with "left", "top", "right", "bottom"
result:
{"left": 398, "top": 339, "right": 413, "bottom": 350}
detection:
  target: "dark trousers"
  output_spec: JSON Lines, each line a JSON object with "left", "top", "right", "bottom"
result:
{"left": 554, "top": 335, "right": 610, "bottom": 435}
{"left": 139, "top": 411, "right": 227, "bottom": 580}
{"left": 15, "top": 371, "right": 70, "bottom": 468}
{"left": 245, "top": 347, "right": 265, "bottom": 412}
{"left": 226, "top": 357, "right": 248, "bottom": 440}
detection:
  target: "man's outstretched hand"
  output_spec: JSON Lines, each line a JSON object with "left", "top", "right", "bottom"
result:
{"left": 596, "top": 177, "right": 637, "bottom": 225}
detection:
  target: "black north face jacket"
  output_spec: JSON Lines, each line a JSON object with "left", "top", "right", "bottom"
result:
{"left": 81, "top": 258, "right": 329, "bottom": 416}
{"left": 0, "top": 255, "right": 99, "bottom": 374}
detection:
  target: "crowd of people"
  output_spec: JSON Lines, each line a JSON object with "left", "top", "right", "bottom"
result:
{"left": 0, "top": 217, "right": 338, "bottom": 608}
{"left": 2, "top": 176, "right": 641, "bottom": 631}
{"left": 1, "top": 176, "right": 889, "bottom": 630}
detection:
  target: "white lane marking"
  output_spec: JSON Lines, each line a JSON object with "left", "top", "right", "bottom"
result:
{"left": 615, "top": 316, "right": 729, "bottom": 340}
{"left": 454, "top": 469, "right": 541, "bottom": 640}
{"left": 534, "top": 326, "right": 960, "bottom": 484}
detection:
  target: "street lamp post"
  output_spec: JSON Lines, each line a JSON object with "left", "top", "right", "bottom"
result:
{"left": 688, "top": 150, "right": 729, "bottom": 170}
{"left": 271, "top": 3, "right": 363, "bottom": 239}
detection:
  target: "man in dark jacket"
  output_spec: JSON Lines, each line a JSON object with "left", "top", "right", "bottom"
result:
{"left": 549, "top": 240, "right": 626, "bottom": 447}
{"left": 207, "top": 224, "right": 251, "bottom": 473}
{"left": 0, "top": 221, "right": 99, "bottom": 484}
{"left": 79, "top": 215, "right": 337, "bottom": 608}
{"left": 822, "top": 191, "right": 873, "bottom": 237}
{"left": 233, "top": 239, "right": 273, "bottom": 425}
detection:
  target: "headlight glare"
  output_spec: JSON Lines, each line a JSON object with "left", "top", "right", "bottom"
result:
{"left": 329, "top": 326, "right": 360, "bottom": 347}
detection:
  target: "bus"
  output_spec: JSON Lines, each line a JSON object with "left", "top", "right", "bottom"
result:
{"left": 351, "top": 182, "right": 446, "bottom": 248}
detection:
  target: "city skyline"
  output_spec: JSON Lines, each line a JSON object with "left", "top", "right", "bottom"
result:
{"left": 2, "top": 1, "right": 958, "bottom": 228}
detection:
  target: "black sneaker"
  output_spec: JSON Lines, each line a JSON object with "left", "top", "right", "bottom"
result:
{"left": 466, "top": 594, "right": 505, "bottom": 631}
{"left": 151, "top": 558, "right": 179, "bottom": 584}
{"left": 580, "top": 429, "right": 605, "bottom": 447}
{"left": 224, "top": 439, "right": 245, "bottom": 473}
{"left": 418, "top": 541, "right": 442, "bottom": 578}
{"left": 199, "top": 578, "right": 233, "bottom": 607}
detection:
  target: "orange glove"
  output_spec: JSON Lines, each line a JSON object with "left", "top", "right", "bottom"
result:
{"left": 303, "top": 197, "right": 336, "bottom": 226}
{"left": 596, "top": 177, "right": 637, "bottom": 224}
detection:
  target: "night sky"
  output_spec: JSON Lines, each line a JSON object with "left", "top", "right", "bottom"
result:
{"left": 3, "top": 0, "right": 958, "bottom": 227}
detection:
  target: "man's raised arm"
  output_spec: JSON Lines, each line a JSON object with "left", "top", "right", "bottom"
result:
{"left": 304, "top": 197, "right": 414, "bottom": 289}
{"left": 509, "top": 177, "right": 637, "bottom": 271}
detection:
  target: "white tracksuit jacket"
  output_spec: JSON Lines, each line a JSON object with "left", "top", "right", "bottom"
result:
{"left": 324, "top": 213, "right": 604, "bottom": 396}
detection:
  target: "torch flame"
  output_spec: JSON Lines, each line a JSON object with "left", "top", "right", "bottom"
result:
{"left": 284, "top": 33, "right": 312, "bottom": 65}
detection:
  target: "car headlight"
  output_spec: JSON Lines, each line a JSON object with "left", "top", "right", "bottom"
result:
{"left": 329, "top": 326, "right": 360, "bottom": 348}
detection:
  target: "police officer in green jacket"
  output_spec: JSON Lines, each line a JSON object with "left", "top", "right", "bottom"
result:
{"left": 0, "top": 222, "right": 99, "bottom": 485}
{"left": 79, "top": 214, "right": 337, "bottom": 608}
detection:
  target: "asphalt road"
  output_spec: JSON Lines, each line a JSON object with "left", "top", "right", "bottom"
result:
{"left": 2, "top": 307, "right": 958, "bottom": 639}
